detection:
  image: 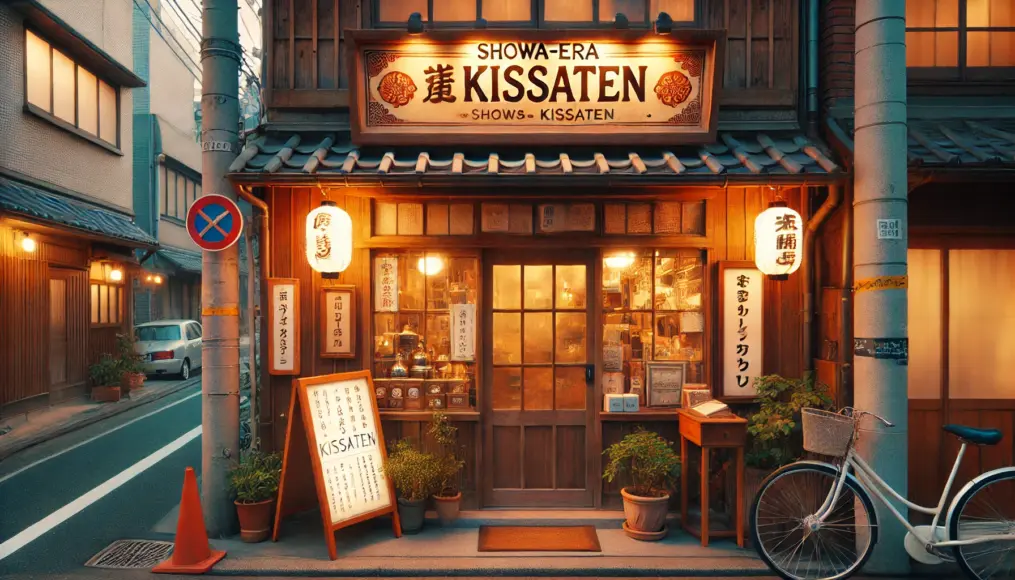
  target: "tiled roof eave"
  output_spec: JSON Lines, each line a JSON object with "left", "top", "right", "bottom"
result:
{"left": 229, "top": 171, "right": 847, "bottom": 187}
{"left": 0, "top": 207, "right": 158, "bottom": 248}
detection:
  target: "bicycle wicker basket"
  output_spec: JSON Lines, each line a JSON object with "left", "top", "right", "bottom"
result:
{"left": 802, "top": 408, "right": 855, "bottom": 457}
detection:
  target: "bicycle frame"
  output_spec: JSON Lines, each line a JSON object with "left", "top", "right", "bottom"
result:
{"left": 814, "top": 442, "right": 1015, "bottom": 549}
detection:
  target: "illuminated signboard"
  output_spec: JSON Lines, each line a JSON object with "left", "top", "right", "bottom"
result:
{"left": 349, "top": 30, "right": 724, "bottom": 145}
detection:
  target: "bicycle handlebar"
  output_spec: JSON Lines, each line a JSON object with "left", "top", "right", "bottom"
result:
{"left": 839, "top": 407, "right": 895, "bottom": 428}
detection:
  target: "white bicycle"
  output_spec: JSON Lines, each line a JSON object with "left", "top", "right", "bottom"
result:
{"left": 749, "top": 407, "right": 1015, "bottom": 580}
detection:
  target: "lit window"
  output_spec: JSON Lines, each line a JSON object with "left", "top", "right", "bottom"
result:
{"left": 24, "top": 30, "right": 120, "bottom": 146}
{"left": 906, "top": 0, "right": 1015, "bottom": 73}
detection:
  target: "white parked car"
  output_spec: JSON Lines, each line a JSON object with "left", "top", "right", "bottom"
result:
{"left": 134, "top": 320, "right": 203, "bottom": 380}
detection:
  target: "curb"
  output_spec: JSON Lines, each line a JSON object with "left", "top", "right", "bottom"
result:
{"left": 0, "top": 376, "right": 201, "bottom": 462}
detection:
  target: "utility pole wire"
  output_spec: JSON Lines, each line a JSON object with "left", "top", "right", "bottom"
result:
{"left": 138, "top": 0, "right": 203, "bottom": 73}
{"left": 131, "top": 0, "right": 201, "bottom": 81}
{"left": 166, "top": 0, "right": 204, "bottom": 46}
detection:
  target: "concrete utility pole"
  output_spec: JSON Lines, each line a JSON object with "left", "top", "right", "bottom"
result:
{"left": 200, "top": 0, "right": 242, "bottom": 537}
{"left": 853, "top": 0, "right": 908, "bottom": 574}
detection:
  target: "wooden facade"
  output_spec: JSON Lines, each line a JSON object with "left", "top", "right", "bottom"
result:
{"left": 256, "top": 184, "right": 810, "bottom": 508}
{"left": 0, "top": 221, "right": 138, "bottom": 414}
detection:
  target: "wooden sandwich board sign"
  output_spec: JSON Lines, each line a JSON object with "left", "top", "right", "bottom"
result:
{"left": 272, "top": 370, "right": 401, "bottom": 559}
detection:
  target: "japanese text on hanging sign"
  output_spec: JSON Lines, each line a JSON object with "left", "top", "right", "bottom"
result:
{"left": 269, "top": 279, "right": 300, "bottom": 375}
{"left": 722, "top": 266, "right": 764, "bottom": 398}
{"left": 374, "top": 257, "right": 398, "bottom": 312}
{"left": 451, "top": 303, "right": 476, "bottom": 362}
{"left": 322, "top": 287, "right": 355, "bottom": 358}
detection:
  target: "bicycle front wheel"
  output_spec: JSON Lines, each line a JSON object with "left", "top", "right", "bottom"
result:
{"left": 950, "top": 468, "right": 1015, "bottom": 580}
{"left": 750, "top": 462, "right": 878, "bottom": 580}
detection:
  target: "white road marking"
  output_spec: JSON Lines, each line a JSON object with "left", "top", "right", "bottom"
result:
{"left": 0, "top": 425, "right": 202, "bottom": 562}
{"left": 0, "top": 388, "right": 201, "bottom": 485}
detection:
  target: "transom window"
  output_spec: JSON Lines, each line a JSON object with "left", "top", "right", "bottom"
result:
{"left": 25, "top": 30, "right": 119, "bottom": 147}
{"left": 907, "top": 0, "right": 1015, "bottom": 79}
{"left": 375, "top": 0, "right": 695, "bottom": 27}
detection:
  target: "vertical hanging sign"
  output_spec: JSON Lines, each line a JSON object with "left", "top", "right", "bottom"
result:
{"left": 269, "top": 278, "right": 300, "bottom": 375}
{"left": 719, "top": 263, "right": 764, "bottom": 399}
{"left": 450, "top": 303, "right": 475, "bottom": 362}
{"left": 374, "top": 256, "right": 398, "bottom": 312}
{"left": 321, "top": 286, "right": 356, "bottom": 359}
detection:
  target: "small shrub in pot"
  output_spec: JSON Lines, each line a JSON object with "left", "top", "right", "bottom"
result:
{"left": 116, "top": 333, "right": 146, "bottom": 392}
{"left": 383, "top": 439, "right": 441, "bottom": 534}
{"left": 89, "top": 355, "right": 122, "bottom": 402}
{"left": 228, "top": 451, "right": 282, "bottom": 543}
{"left": 429, "top": 411, "right": 466, "bottom": 526}
{"left": 603, "top": 429, "right": 681, "bottom": 540}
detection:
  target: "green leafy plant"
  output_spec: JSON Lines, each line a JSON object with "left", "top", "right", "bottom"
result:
{"left": 428, "top": 411, "right": 466, "bottom": 497}
{"left": 745, "top": 373, "right": 834, "bottom": 470}
{"left": 228, "top": 451, "right": 282, "bottom": 504}
{"left": 88, "top": 355, "right": 121, "bottom": 387}
{"left": 383, "top": 439, "right": 442, "bottom": 502}
{"left": 602, "top": 429, "right": 681, "bottom": 497}
{"left": 115, "top": 332, "right": 145, "bottom": 376}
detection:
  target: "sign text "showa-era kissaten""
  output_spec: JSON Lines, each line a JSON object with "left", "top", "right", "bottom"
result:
{"left": 350, "top": 31, "right": 722, "bottom": 145}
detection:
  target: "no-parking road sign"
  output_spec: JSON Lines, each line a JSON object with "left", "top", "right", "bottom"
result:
{"left": 187, "top": 194, "right": 244, "bottom": 252}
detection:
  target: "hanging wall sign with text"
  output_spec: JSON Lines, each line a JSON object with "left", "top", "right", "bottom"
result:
{"left": 374, "top": 256, "right": 398, "bottom": 312}
{"left": 268, "top": 278, "right": 300, "bottom": 375}
{"left": 718, "top": 262, "right": 764, "bottom": 400}
{"left": 450, "top": 303, "right": 476, "bottom": 362}
{"left": 273, "top": 371, "right": 400, "bottom": 560}
{"left": 349, "top": 30, "right": 723, "bottom": 145}
{"left": 321, "top": 286, "right": 356, "bottom": 359}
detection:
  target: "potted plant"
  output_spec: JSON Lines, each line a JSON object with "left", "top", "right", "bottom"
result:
{"left": 228, "top": 451, "right": 282, "bottom": 543}
{"left": 726, "top": 373, "right": 834, "bottom": 530}
{"left": 429, "top": 411, "right": 466, "bottom": 526}
{"left": 116, "top": 333, "right": 146, "bottom": 393}
{"left": 89, "top": 355, "right": 122, "bottom": 402}
{"left": 383, "top": 439, "right": 441, "bottom": 534}
{"left": 603, "top": 429, "right": 681, "bottom": 541}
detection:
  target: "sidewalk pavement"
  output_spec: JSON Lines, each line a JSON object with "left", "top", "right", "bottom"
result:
{"left": 200, "top": 510, "right": 770, "bottom": 577}
{"left": 0, "top": 375, "right": 200, "bottom": 461}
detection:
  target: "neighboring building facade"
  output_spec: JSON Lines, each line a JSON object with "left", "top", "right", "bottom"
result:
{"left": 816, "top": 0, "right": 1015, "bottom": 517}
{"left": 0, "top": 0, "right": 157, "bottom": 414}
{"left": 232, "top": 0, "right": 847, "bottom": 512}
{"left": 130, "top": 0, "right": 204, "bottom": 324}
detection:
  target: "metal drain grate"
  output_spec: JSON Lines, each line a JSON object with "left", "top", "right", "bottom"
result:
{"left": 85, "top": 539, "right": 174, "bottom": 569}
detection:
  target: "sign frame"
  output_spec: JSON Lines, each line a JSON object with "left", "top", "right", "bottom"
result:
{"left": 186, "top": 194, "right": 244, "bottom": 251}
{"left": 717, "top": 261, "right": 765, "bottom": 402}
{"left": 348, "top": 29, "right": 725, "bottom": 146}
{"left": 268, "top": 278, "right": 301, "bottom": 375}
{"left": 321, "top": 285, "right": 357, "bottom": 359}
{"left": 273, "top": 371, "right": 401, "bottom": 560}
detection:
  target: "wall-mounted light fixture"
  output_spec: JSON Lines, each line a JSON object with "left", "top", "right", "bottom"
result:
{"left": 109, "top": 268, "right": 124, "bottom": 282}
{"left": 417, "top": 255, "right": 444, "bottom": 276}
{"left": 604, "top": 251, "right": 635, "bottom": 269}
{"left": 20, "top": 232, "right": 36, "bottom": 253}
{"left": 654, "top": 11, "right": 673, "bottom": 34}
{"left": 475, "top": 17, "right": 487, "bottom": 29}
{"left": 614, "top": 13, "right": 630, "bottom": 29}
{"left": 407, "top": 12, "right": 424, "bottom": 34}
{"left": 153, "top": 274, "right": 163, "bottom": 284}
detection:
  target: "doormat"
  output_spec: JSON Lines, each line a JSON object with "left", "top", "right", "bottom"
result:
{"left": 85, "top": 539, "right": 174, "bottom": 569}
{"left": 478, "top": 525, "right": 602, "bottom": 552}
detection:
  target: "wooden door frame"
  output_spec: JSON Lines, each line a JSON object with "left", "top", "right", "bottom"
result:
{"left": 47, "top": 267, "right": 75, "bottom": 390}
{"left": 481, "top": 248, "right": 598, "bottom": 508}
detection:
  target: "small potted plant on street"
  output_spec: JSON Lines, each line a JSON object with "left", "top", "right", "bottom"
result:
{"left": 228, "top": 450, "right": 282, "bottom": 543}
{"left": 116, "top": 333, "right": 146, "bottom": 394}
{"left": 603, "top": 429, "right": 681, "bottom": 541}
{"left": 725, "top": 373, "right": 833, "bottom": 530}
{"left": 383, "top": 438, "right": 441, "bottom": 534}
{"left": 429, "top": 411, "right": 466, "bottom": 526}
{"left": 89, "top": 355, "right": 122, "bottom": 402}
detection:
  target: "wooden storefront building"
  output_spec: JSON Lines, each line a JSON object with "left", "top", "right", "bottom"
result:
{"left": 234, "top": 0, "right": 848, "bottom": 509}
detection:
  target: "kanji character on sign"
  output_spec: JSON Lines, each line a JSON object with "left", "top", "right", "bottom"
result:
{"left": 737, "top": 304, "right": 749, "bottom": 316}
{"left": 424, "top": 64, "right": 457, "bottom": 103}
{"left": 776, "top": 251, "right": 797, "bottom": 266}
{"left": 736, "top": 344, "right": 749, "bottom": 356}
{"left": 737, "top": 357, "right": 749, "bottom": 372}
{"left": 776, "top": 233, "right": 798, "bottom": 250}
{"left": 736, "top": 274, "right": 750, "bottom": 288}
{"left": 775, "top": 213, "right": 798, "bottom": 231}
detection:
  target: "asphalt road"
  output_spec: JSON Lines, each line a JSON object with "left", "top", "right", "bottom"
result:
{"left": 0, "top": 380, "right": 202, "bottom": 580}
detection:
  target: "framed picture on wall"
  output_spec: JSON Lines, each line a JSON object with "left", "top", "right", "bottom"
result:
{"left": 321, "top": 286, "right": 356, "bottom": 359}
{"left": 646, "top": 361, "right": 687, "bottom": 407}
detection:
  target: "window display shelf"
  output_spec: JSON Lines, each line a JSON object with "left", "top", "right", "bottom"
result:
{"left": 599, "top": 408, "right": 680, "bottom": 421}
{"left": 379, "top": 410, "right": 480, "bottom": 422}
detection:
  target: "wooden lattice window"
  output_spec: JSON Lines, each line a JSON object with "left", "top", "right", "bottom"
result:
{"left": 907, "top": 0, "right": 1015, "bottom": 82}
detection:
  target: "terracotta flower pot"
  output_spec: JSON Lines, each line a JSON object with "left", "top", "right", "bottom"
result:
{"left": 433, "top": 492, "right": 461, "bottom": 526}
{"left": 235, "top": 498, "right": 275, "bottom": 543}
{"left": 621, "top": 487, "right": 670, "bottom": 540}
{"left": 397, "top": 497, "right": 427, "bottom": 534}
{"left": 121, "top": 372, "right": 145, "bottom": 392}
{"left": 91, "top": 385, "right": 122, "bottom": 403}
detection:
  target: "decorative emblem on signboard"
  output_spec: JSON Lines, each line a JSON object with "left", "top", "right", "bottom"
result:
{"left": 654, "top": 71, "right": 692, "bottom": 107}
{"left": 378, "top": 71, "right": 416, "bottom": 107}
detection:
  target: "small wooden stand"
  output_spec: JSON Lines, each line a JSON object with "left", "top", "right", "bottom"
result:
{"left": 677, "top": 409, "right": 747, "bottom": 547}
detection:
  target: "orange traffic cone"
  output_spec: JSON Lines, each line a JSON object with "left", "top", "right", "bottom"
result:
{"left": 153, "top": 467, "right": 227, "bottom": 574}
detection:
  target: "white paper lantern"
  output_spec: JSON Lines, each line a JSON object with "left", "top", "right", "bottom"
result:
{"left": 306, "top": 203, "right": 353, "bottom": 274}
{"left": 754, "top": 204, "right": 803, "bottom": 278}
